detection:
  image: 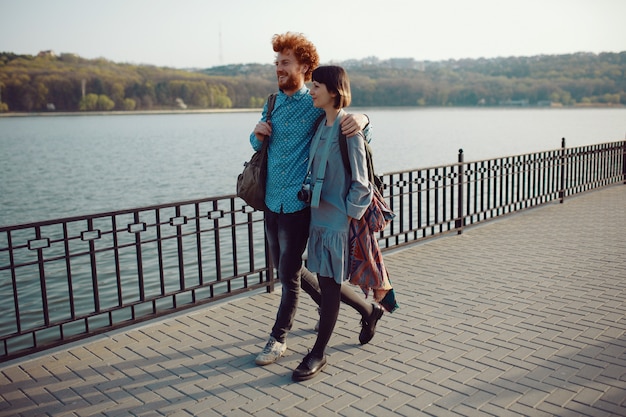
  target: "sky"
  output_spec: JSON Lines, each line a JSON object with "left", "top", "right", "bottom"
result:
{"left": 1, "top": 0, "right": 625, "bottom": 69}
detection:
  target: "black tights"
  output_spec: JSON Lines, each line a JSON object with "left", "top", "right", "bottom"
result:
{"left": 300, "top": 267, "right": 372, "bottom": 319}
{"left": 311, "top": 275, "right": 342, "bottom": 358}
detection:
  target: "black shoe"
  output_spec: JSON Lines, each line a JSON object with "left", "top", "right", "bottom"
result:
{"left": 359, "top": 303, "right": 384, "bottom": 345}
{"left": 292, "top": 352, "right": 327, "bottom": 381}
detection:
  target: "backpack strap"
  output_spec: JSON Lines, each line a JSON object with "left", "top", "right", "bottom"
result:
{"left": 338, "top": 133, "right": 351, "bottom": 175}
{"left": 338, "top": 133, "right": 383, "bottom": 192}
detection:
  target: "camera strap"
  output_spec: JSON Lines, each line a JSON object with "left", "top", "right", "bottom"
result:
{"left": 307, "top": 110, "right": 344, "bottom": 208}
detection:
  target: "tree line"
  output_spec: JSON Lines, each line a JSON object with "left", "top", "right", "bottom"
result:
{"left": 0, "top": 50, "right": 624, "bottom": 113}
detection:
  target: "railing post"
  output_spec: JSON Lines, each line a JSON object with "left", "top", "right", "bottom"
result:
{"left": 622, "top": 139, "right": 626, "bottom": 185}
{"left": 559, "top": 138, "right": 566, "bottom": 203}
{"left": 456, "top": 149, "right": 464, "bottom": 234}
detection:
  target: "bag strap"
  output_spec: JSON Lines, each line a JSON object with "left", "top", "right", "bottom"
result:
{"left": 266, "top": 93, "right": 277, "bottom": 123}
{"left": 338, "top": 133, "right": 383, "bottom": 192}
{"left": 338, "top": 134, "right": 350, "bottom": 176}
{"left": 258, "top": 93, "right": 278, "bottom": 153}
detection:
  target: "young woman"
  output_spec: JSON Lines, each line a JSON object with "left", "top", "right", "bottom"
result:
{"left": 291, "top": 66, "right": 383, "bottom": 381}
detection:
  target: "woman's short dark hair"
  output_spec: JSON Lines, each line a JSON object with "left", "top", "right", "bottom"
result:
{"left": 311, "top": 65, "right": 351, "bottom": 109}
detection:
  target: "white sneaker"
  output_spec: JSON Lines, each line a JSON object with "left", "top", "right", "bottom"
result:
{"left": 255, "top": 336, "right": 287, "bottom": 366}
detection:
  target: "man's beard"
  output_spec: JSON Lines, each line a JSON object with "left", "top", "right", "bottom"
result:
{"left": 277, "top": 72, "right": 299, "bottom": 91}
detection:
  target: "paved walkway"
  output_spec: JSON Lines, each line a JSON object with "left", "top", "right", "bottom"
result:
{"left": 1, "top": 186, "right": 625, "bottom": 417}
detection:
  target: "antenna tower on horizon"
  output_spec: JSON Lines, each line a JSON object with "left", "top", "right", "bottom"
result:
{"left": 219, "top": 25, "right": 224, "bottom": 65}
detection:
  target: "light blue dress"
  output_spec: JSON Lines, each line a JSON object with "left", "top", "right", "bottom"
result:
{"left": 306, "top": 110, "right": 373, "bottom": 284}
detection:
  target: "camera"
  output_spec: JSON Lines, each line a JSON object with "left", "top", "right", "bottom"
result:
{"left": 297, "top": 183, "right": 312, "bottom": 203}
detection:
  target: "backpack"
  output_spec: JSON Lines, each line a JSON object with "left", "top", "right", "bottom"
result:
{"left": 313, "top": 114, "right": 383, "bottom": 193}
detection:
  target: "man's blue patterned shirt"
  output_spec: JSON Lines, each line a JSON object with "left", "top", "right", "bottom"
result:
{"left": 250, "top": 86, "right": 323, "bottom": 214}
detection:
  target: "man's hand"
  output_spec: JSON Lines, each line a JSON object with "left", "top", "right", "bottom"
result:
{"left": 253, "top": 121, "right": 272, "bottom": 141}
{"left": 340, "top": 113, "right": 369, "bottom": 137}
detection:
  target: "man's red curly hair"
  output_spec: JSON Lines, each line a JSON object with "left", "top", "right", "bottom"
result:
{"left": 272, "top": 32, "right": 320, "bottom": 82}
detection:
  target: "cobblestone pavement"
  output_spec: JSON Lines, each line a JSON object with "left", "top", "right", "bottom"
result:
{"left": 1, "top": 186, "right": 625, "bottom": 417}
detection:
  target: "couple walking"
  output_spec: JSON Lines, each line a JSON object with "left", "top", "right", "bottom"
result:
{"left": 248, "top": 32, "right": 395, "bottom": 381}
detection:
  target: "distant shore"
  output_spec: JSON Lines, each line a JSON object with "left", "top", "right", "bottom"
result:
{"left": 0, "top": 108, "right": 262, "bottom": 118}
{"left": 1, "top": 103, "right": 623, "bottom": 118}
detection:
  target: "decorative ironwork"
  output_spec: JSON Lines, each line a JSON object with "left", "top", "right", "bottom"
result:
{"left": 0, "top": 140, "right": 624, "bottom": 361}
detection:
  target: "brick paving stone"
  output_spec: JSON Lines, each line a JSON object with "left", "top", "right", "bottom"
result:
{"left": 478, "top": 402, "right": 524, "bottom": 417}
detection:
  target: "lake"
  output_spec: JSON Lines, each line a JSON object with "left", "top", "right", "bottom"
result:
{"left": 1, "top": 107, "right": 624, "bottom": 227}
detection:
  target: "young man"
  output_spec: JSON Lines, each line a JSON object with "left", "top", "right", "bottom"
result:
{"left": 250, "top": 32, "right": 384, "bottom": 367}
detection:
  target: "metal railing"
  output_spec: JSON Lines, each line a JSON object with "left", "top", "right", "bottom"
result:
{"left": 1, "top": 139, "right": 624, "bottom": 361}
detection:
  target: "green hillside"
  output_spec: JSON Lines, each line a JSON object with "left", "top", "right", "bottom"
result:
{"left": 0, "top": 50, "right": 624, "bottom": 113}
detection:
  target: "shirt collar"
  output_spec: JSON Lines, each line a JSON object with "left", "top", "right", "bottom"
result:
{"left": 279, "top": 85, "right": 309, "bottom": 100}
